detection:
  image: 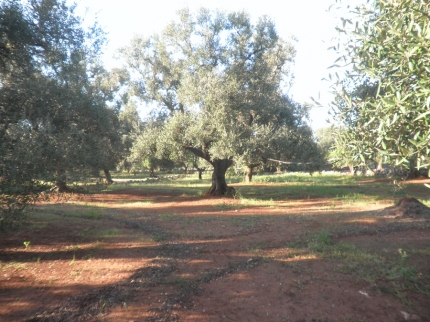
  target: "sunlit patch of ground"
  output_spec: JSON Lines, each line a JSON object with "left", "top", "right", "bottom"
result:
{"left": 1, "top": 176, "right": 430, "bottom": 321}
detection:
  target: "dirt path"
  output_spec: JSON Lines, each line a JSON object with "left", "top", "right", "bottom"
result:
{"left": 1, "top": 188, "right": 429, "bottom": 321}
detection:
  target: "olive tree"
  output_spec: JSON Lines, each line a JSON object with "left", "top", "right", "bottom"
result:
{"left": 121, "top": 9, "right": 318, "bottom": 195}
{"left": 129, "top": 118, "right": 176, "bottom": 177}
{"left": 0, "top": 0, "right": 119, "bottom": 226}
{"left": 330, "top": 0, "right": 430, "bottom": 178}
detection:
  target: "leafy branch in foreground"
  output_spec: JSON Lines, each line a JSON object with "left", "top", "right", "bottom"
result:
{"left": 330, "top": 0, "right": 430, "bottom": 178}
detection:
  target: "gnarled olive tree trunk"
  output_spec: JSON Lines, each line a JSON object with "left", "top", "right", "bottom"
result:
{"left": 103, "top": 169, "right": 114, "bottom": 184}
{"left": 206, "top": 159, "right": 234, "bottom": 196}
{"left": 186, "top": 146, "right": 234, "bottom": 196}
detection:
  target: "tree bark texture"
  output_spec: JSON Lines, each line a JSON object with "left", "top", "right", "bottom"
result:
{"left": 185, "top": 146, "right": 234, "bottom": 196}
{"left": 55, "top": 169, "right": 69, "bottom": 192}
{"left": 103, "top": 169, "right": 114, "bottom": 184}
{"left": 245, "top": 163, "right": 260, "bottom": 183}
{"left": 205, "top": 159, "right": 234, "bottom": 196}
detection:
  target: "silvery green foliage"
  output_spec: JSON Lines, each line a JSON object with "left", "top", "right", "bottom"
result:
{"left": 0, "top": 0, "right": 119, "bottom": 227}
{"left": 121, "top": 8, "right": 319, "bottom": 181}
{"left": 129, "top": 118, "right": 169, "bottom": 175}
{"left": 315, "top": 127, "right": 336, "bottom": 162}
{"left": 116, "top": 102, "right": 143, "bottom": 173}
{"left": 330, "top": 0, "right": 430, "bottom": 171}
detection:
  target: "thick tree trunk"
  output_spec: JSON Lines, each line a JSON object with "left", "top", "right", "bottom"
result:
{"left": 149, "top": 167, "right": 156, "bottom": 177}
{"left": 206, "top": 159, "right": 234, "bottom": 196}
{"left": 55, "top": 169, "right": 69, "bottom": 192}
{"left": 103, "top": 169, "right": 114, "bottom": 184}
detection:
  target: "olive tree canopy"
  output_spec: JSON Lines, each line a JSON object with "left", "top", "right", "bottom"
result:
{"left": 122, "top": 8, "right": 320, "bottom": 195}
{"left": 329, "top": 0, "right": 430, "bottom": 177}
{"left": 0, "top": 0, "right": 120, "bottom": 226}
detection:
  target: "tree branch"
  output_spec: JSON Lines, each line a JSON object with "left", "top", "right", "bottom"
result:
{"left": 247, "top": 162, "right": 262, "bottom": 168}
{"left": 185, "top": 146, "right": 212, "bottom": 163}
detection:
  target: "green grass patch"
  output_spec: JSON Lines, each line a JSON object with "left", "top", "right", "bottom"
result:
{"left": 159, "top": 213, "right": 176, "bottom": 221}
{"left": 97, "top": 228, "right": 123, "bottom": 238}
{"left": 214, "top": 202, "right": 239, "bottom": 211}
{"left": 0, "top": 261, "right": 28, "bottom": 270}
{"left": 339, "top": 192, "right": 383, "bottom": 204}
{"left": 92, "top": 172, "right": 429, "bottom": 203}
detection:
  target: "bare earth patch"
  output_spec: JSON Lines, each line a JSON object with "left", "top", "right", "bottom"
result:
{"left": 1, "top": 186, "right": 429, "bottom": 321}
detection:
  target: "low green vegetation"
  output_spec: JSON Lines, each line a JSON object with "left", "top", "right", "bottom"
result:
{"left": 104, "top": 172, "right": 429, "bottom": 202}
{"left": 304, "top": 230, "right": 430, "bottom": 306}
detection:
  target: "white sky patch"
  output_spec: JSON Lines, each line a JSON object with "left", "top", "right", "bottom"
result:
{"left": 75, "top": 0, "right": 364, "bottom": 130}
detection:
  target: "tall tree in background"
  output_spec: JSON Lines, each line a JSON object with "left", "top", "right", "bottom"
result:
{"left": 121, "top": 8, "right": 319, "bottom": 195}
{"left": 116, "top": 101, "right": 143, "bottom": 174}
{"left": 315, "top": 126, "right": 336, "bottom": 162}
{"left": 129, "top": 118, "right": 175, "bottom": 177}
{"left": 330, "top": 0, "right": 430, "bottom": 178}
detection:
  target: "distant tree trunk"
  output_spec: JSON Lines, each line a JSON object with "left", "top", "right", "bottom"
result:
{"left": 245, "top": 163, "right": 260, "bottom": 183}
{"left": 149, "top": 167, "right": 155, "bottom": 177}
{"left": 193, "top": 163, "right": 206, "bottom": 180}
{"left": 406, "top": 158, "right": 420, "bottom": 179}
{"left": 55, "top": 169, "right": 68, "bottom": 192}
{"left": 103, "top": 169, "right": 114, "bottom": 184}
{"left": 197, "top": 168, "right": 205, "bottom": 180}
{"left": 206, "top": 159, "right": 234, "bottom": 196}
{"left": 348, "top": 165, "right": 354, "bottom": 175}
{"left": 246, "top": 167, "right": 253, "bottom": 182}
